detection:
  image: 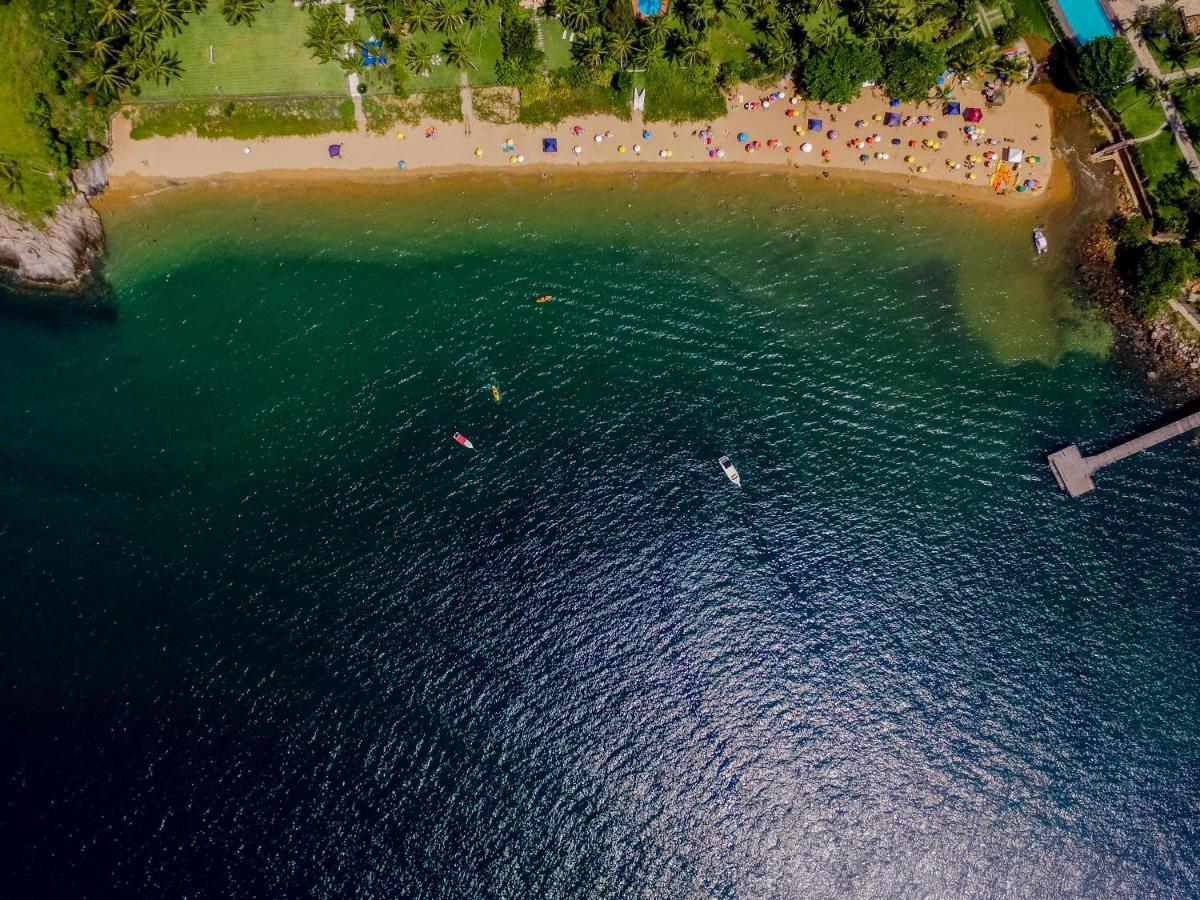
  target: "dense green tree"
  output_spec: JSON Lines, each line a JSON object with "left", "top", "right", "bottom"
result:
{"left": 1077, "top": 34, "right": 1135, "bottom": 97}
{"left": 463, "top": 0, "right": 487, "bottom": 30}
{"left": 882, "top": 39, "right": 944, "bottom": 101}
{"left": 802, "top": 39, "right": 882, "bottom": 102}
{"left": 1126, "top": 241, "right": 1196, "bottom": 313}
{"left": 401, "top": 1, "right": 435, "bottom": 32}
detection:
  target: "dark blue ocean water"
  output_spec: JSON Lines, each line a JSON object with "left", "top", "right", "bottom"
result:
{"left": 1, "top": 175, "right": 1198, "bottom": 897}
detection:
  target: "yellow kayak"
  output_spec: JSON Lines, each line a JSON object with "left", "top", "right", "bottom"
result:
{"left": 535, "top": 294, "right": 553, "bottom": 303}
{"left": 491, "top": 385, "right": 501, "bottom": 402}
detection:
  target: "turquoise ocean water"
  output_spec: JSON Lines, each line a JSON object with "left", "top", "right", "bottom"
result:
{"left": 1, "top": 173, "right": 1197, "bottom": 896}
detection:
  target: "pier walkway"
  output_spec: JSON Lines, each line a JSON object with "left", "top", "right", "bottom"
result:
{"left": 1048, "top": 411, "right": 1200, "bottom": 496}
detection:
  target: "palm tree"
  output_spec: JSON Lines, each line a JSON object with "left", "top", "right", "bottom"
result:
{"left": 714, "top": 0, "right": 743, "bottom": 18}
{"left": 405, "top": 40, "right": 436, "bottom": 75}
{"left": 573, "top": 31, "right": 605, "bottom": 68}
{"left": 752, "top": 35, "right": 795, "bottom": 70}
{"left": 0, "top": 159, "right": 24, "bottom": 195}
{"left": 464, "top": 0, "right": 487, "bottom": 29}
{"left": 683, "top": 0, "right": 715, "bottom": 30}
{"left": 443, "top": 32, "right": 476, "bottom": 68}
{"left": 991, "top": 53, "right": 1028, "bottom": 82}
{"left": 220, "top": 0, "right": 264, "bottom": 27}
{"left": 84, "top": 59, "right": 130, "bottom": 97}
{"left": 141, "top": 48, "right": 183, "bottom": 84}
{"left": 82, "top": 31, "right": 117, "bottom": 61}
{"left": 952, "top": 42, "right": 1002, "bottom": 75}
{"left": 667, "top": 30, "right": 707, "bottom": 66}
{"left": 89, "top": 0, "right": 133, "bottom": 31}
{"left": 1163, "top": 37, "right": 1194, "bottom": 72}
{"left": 140, "top": 0, "right": 187, "bottom": 34}
{"left": 559, "top": 0, "right": 593, "bottom": 34}
{"left": 607, "top": 28, "right": 636, "bottom": 67}
{"left": 805, "top": 10, "right": 845, "bottom": 47}
{"left": 401, "top": 1, "right": 436, "bottom": 32}
{"left": 430, "top": 0, "right": 466, "bottom": 32}
{"left": 638, "top": 13, "right": 670, "bottom": 47}
{"left": 178, "top": 0, "right": 208, "bottom": 12}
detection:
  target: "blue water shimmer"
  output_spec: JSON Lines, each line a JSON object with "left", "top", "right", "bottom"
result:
{"left": 0, "top": 175, "right": 1198, "bottom": 896}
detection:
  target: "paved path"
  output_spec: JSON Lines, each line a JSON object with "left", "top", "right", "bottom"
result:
{"left": 459, "top": 71, "right": 473, "bottom": 137}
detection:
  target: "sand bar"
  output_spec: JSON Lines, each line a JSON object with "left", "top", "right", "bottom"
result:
{"left": 109, "top": 80, "right": 1053, "bottom": 201}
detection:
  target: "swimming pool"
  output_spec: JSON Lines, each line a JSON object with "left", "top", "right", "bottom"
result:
{"left": 1056, "top": 0, "right": 1115, "bottom": 44}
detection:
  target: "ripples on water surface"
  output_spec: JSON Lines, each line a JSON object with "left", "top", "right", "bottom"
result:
{"left": 1, "top": 174, "right": 1198, "bottom": 897}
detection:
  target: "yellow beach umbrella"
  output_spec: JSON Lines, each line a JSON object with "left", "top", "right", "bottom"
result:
{"left": 967, "top": 172, "right": 977, "bottom": 180}
{"left": 794, "top": 124, "right": 804, "bottom": 135}
{"left": 904, "top": 154, "right": 915, "bottom": 163}
{"left": 872, "top": 113, "right": 883, "bottom": 122}
{"left": 396, "top": 131, "right": 406, "bottom": 140}
{"left": 474, "top": 147, "right": 483, "bottom": 157}
{"left": 509, "top": 155, "right": 518, "bottom": 164}
{"left": 618, "top": 144, "right": 626, "bottom": 153}
{"left": 917, "top": 165, "right": 927, "bottom": 173}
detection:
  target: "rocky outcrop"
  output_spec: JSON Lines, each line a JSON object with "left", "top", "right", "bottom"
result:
{"left": 0, "top": 194, "right": 104, "bottom": 289}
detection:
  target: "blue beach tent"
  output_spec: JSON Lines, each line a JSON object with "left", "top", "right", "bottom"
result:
{"left": 945, "top": 101, "right": 961, "bottom": 116}
{"left": 807, "top": 118, "right": 823, "bottom": 131}
{"left": 328, "top": 143, "right": 342, "bottom": 158}
{"left": 542, "top": 138, "right": 558, "bottom": 152}
{"left": 884, "top": 112, "right": 901, "bottom": 127}
{"left": 890, "top": 97, "right": 901, "bottom": 108}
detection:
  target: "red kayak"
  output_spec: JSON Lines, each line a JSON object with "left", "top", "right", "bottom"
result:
{"left": 454, "top": 432, "right": 474, "bottom": 449}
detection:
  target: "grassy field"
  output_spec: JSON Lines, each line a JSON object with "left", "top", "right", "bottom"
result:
{"left": 0, "top": 4, "right": 71, "bottom": 218}
{"left": 1111, "top": 83, "right": 1166, "bottom": 139}
{"left": 405, "top": 9, "right": 505, "bottom": 90}
{"left": 708, "top": 16, "right": 758, "bottom": 66}
{"left": 1146, "top": 36, "right": 1200, "bottom": 74}
{"left": 137, "top": 3, "right": 346, "bottom": 100}
{"left": 643, "top": 66, "right": 724, "bottom": 122}
{"left": 127, "top": 97, "right": 356, "bottom": 139}
{"left": 1010, "top": 0, "right": 1057, "bottom": 41}
{"left": 1132, "top": 130, "right": 1197, "bottom": 229}
{"left": 540, "top": 17, "right": 575, "bottom": 70}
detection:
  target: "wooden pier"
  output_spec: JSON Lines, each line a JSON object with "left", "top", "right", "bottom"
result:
{"left": 1048, "top": 410, "right": 1200, "bottom": 496}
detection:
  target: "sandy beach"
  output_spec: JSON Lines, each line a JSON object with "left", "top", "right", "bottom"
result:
{"left": 109, "top": 79, "right": 1054, "bottom": 201}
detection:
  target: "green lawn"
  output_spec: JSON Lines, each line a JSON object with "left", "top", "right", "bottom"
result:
{"left": 707, "top": 15, "right": 758, "bottom": 66}
{"left": 137, "top": 3, "right": 346, "bottom": 100}
{"left": 1111, "top": 83, "right": 1166, "bottom": 139}
{"left": 1145, "top": 36, "right": 1200, "bottom": 73}
{"left": 1132, "top": 130, "right": 1197, "bottom": 229}
{"left": 1010, "top": 0, "right": 1057, "bottom": 41}
{"left": 404, "top": 10, "right": 504, "bottom": 90}
{"left": 539, "top": 16, "right": 575, "bottom": 71}
{"left": 0, "top": 4, "right": 71, "bottom": 219}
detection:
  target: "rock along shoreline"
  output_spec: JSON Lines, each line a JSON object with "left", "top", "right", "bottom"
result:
{"left": 0, "top": 154, "right": 109, "bottom": 291}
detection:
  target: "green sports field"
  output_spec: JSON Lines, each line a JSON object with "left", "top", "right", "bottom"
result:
{"left": 137, "top": 3, "right": 347, "bottom": 100}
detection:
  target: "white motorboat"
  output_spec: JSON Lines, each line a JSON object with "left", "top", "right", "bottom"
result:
{"left": 1033, "top": 227, "right": 1048, "bottom": 254}
{"left": 719, "top": 455, "right": 741, "bottom": 487}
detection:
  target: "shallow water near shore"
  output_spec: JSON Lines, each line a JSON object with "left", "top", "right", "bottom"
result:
{"left": 2, "top": 174, "right": 1198, "bottom": 896}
